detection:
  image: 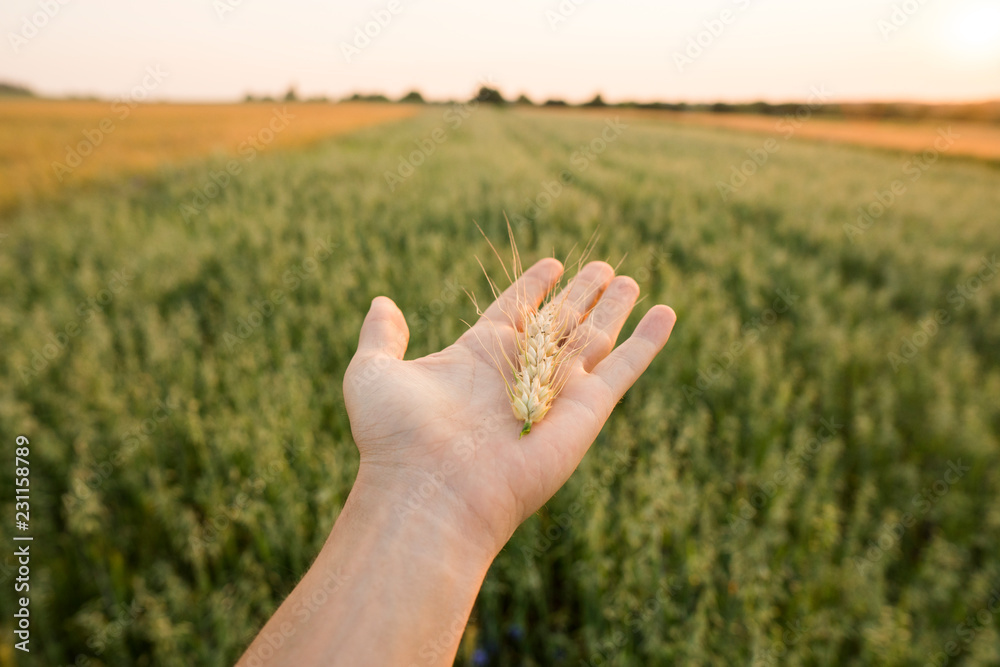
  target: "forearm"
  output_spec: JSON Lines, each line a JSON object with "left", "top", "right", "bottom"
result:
{"left": 238, "top": 468, "right": 494, "bottom": 667}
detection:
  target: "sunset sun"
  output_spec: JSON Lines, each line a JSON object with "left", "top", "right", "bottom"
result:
{"left": 944, "top": 1, "right": 1000, "bottom": 60}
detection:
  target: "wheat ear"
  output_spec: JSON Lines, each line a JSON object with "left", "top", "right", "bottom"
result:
{"left": 471, "top": 219, "right": 602, "bottom": 438}
{"left": 509, "top": 299, "right": 570, "bottom": 436}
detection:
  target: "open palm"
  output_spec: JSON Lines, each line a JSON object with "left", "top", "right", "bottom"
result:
{"left": 343, "top": 258, "right": 676, "bottom": 556}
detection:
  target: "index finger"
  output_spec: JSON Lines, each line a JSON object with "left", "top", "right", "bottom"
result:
{"left": 475, "top": 258, "right": 564, "bottom": 333}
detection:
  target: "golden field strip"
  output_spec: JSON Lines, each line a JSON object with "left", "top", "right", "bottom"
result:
{"left": 4, "top": 100, "right": 997, "bottom": 215}
{"left": 569, "top": 107, "right": 1000, "bottom": 162}
{"left": 0, "top": 100, "right": 418, "bottom": 212}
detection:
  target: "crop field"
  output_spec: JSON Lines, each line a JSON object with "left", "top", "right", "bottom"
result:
{"left": 0, "top": 100, "right": 418, "bottom": 212}
{"left": 1, "top": 105, "right": 999, "bottom": 665}
{"left": 579, "top": 108, "right": 1000, "bottom": 163}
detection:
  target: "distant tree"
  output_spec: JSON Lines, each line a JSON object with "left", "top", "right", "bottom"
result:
{"left": 474, "top": 86, "right": 505, "bottom": 105}
{"left": 826, "top": 103, "right": 846, "bottom": 119}
{"left": 399, "top": 90, "right": 425, "bottom": 104}
{"left": 515, "top": 93, "right": 534, "bottom": 106}
{"left": 344, "top": 92, "right": 391, "bottom": 103}
{"left": 582, "top": 94, "right": 607, "bottom": 108}
{"left": 284, "top": 86, "right": 299, "bottom": 103}
{"left": 868, "top": 103, "right": 890, "bottom": 120}
{"left": 0, "top": 81, "right": 35, "bottom": 97}
{"left": 710, "top": 102, "right": 735, "bottom": 113}
{"left": 543, "top": 99, "right": 569, "bottom": 107}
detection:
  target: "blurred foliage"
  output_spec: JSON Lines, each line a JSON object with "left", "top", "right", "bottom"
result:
{"left": 1, "top": 109, "right": 999, "bottom": 666}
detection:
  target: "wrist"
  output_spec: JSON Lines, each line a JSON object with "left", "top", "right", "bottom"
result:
{"left": 245, "top": 465, "right": 497, "bottom": 666}
{"left": 339, "top": 464, "right": 499, "bottom": 575}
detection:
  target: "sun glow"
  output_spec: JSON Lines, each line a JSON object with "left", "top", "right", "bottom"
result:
{"left": 944, "top": 1, "right": 1000, "bottom": 61}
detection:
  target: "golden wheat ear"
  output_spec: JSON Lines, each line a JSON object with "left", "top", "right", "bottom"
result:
{"left": 473, "top": 215, "right": 597, "bottom": 438}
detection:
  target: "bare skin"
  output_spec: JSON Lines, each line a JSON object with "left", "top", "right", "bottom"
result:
{"left": 238, "top": 258, "right": 676, "bottom": 666}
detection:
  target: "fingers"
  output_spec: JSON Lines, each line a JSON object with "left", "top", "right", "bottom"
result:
{"left": 574, "top": 276, "right": 640, "bottom": 372}
{"left": 356, "top": 296, "right": 410, "bottom": 360}
{"left": 587, "top": 305, "right": 676, "bottom": 404}
{"left": 530, "top": 304, "right": 674, "bottom": 483}
{"left": 549, "top": 261, "right": 615, "bottom": 326}
{"left": 478, "top": 258, "right": 564, "bottom": 332}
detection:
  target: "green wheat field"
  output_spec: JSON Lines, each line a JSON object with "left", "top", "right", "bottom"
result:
{"left": 2, "top": 107, "right": 999, "bottom": 666}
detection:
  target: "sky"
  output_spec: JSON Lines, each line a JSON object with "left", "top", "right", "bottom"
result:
{"left": 2, "top": 0, "right": 999, "bottom": 104}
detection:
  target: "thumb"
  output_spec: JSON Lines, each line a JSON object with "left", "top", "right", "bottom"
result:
{"left": 356, "top": 296, "right": 410, "bottom": 360}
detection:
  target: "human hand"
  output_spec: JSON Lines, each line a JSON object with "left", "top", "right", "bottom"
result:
{"left": 343, "top": 258, "right": 676, "bottom": 560}
{"left": 239, "top": 260, "right": 676, "bottom": 667}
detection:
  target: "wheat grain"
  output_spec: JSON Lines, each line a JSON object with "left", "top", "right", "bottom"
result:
{"left": 508, "top": 296, "right": 583, "bottom": 437}
{"left": 472, "top": 219, "right": 598, "bottom": 438}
